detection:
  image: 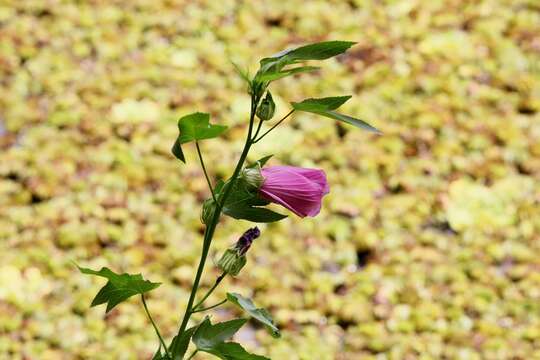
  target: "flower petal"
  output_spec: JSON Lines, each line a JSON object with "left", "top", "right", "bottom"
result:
{"left": 260, "top": 166, "right": 329, "bottom": 217}
{"left": 291, "top": 167, "right": 330, "bottom": 194}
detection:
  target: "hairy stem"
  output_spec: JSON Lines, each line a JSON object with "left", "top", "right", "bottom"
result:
{"left": 141, "top": 294, "right": 170, "bottom": 359}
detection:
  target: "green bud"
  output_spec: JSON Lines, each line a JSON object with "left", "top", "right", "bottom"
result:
{"left": 201, "top": 198, "right": 216, "bottom": 225}
{"left": 256, "top": 92, "right": 275, "bottom": 121}
{"left": 241, "top": 166, "right": 264, "bottom": 189}
{"left": 217, "top": 249, "right": 247, "bottom": 276}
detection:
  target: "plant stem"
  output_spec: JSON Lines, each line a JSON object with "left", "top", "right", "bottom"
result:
{"left": 252, "top": 109, "right": 294, "bottom": 143}
{"left": 187, "top": 350, "right": 198, "bottom": 360}
{"left": 175, "top": 93, "right": 260, "bottom": 341}
{"left": 252, "top": 118, "right": 264, "bottom": 141}
{"left": 196, "top": 141, "right": 216, "bottom": 202}
{"left": 192, "top": 273, "right": 226, "bottom": 311}
{"left": 175, "top": 227, "right": 213, "bottom": 341}
{"left": 191, "top": 299, "right": 227, "bottom": 313}
{"left": 141, "top": 294, "right": 171, "bottom": 359}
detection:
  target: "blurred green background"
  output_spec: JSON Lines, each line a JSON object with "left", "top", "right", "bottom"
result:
{"left": 1, "top": 0, "right": 539, "bottom": 359}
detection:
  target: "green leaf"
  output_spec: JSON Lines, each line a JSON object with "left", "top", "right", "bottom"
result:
{"left": 291, "top": 97, "right": 380, "bottom": 133}
{"left": 178, "top": 112, "right": 227, "bottom": 143}
{"left": 291, "top": 96, "right": 351, "bottom": 112}
{"left": 312, "top": 110, "right": 381, "bottom": 133}
{"left": 77, "top": 265, "right": 161, "bottom": 313}
{"left": 276, "top": 41, "right": 356, "bottom": 62}
{"left": 171, "top": 112, "right": 227, "bottom": 163}
{"left": 227, "top": 293, "right": 280, "bottom": 338}
{"left": 247, "top": 155, "right": 273, "bottom": 169}
{"left": 192, "top": 317, "right": 247, "bottom": 351}
{"left": 169, "top": 326, "right": 196, "bottom": 360}
{"left": 152, "top": 345, "right": 164, "bottom": 360}
{"left": 214, "top": 179, "right": 225, "bottom": 193}
{"left": 224, "top": 204, "right": 287, "bottom": 223}
{"left": 259, "top": 41, "right": 356, "bottom": 73}
{"left": 171, "top": 138, "right": 185, "bottom": 163}
{"left": 222, "top": 181, "right": 286, "bottom": 223}
{"left": 231, "top": 61, "right": 251, "bottom": 85}
{"left": 254, "top": 41, "right": 355, "bottom": 91}
{"left": 205, "top": 342, "right": 270, "bottom": 360}
{"left": 256, "top": 66, "right": 319, "bottom": 82}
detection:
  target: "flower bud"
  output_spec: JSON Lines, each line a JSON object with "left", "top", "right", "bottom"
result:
{"left": 201, "top": 198, "right": 216, "bottom": 225}
{"left": 258, "top": 166, "right": 329, "bottom": 218}
{"left": 241, "top": 166, "right": 265, "bottom": 189}
{"left": 256, "top": 92, "right": 275, "bottom": 121}
{"left": 216, "top": 227, "right": 261, "bottom": 276}
{"left": 234, "top": 227, "right": 260, "bottom": 255}
{"left": 217, "top": 248, "right": 247, "bottom": 276}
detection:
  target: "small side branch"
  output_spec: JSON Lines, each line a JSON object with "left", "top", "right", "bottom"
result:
{"left": 196, "top": 141, "right": 216, "bottom": 202}
{"left": 192, "top": 273, "right": 227, "bottom": 312}
{"left": 252, "top": 109, "right": 295, "bottom": 143}
{"left": 141, "top": 294, "right": 171, "bottom": 359}
{"left": 191, "top": 299, "right": 228, "bottom": 313}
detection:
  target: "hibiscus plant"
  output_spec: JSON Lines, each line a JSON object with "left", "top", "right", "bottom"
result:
{"left": 78, "top": 41, "right": 379, "bottom": 359}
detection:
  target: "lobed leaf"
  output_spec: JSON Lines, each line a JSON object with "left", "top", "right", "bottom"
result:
{"left": 78, "top": 266, "right": 161, "bottom": 313}
{"left": 205, "top": 342, "right": 270, "bottom": 360}
{"left": 178, "top": 112, "right": 227, "bottom": 143}
{"left": 171, "top": 112, "right": 227, "bottom": 163}
{"left": 169, "top": 326, "right": 196, "bottom": 360}
{"left": 227, "top": 293, "right": 280, "bottom": 338}
{"left": 171, "top": 138, "right": 185, "bottom": 163}
{"left": 192, "top": 317, "right": 247, "bottom": 351}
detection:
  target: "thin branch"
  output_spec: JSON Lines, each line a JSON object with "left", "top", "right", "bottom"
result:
{"left": 141, "top": 294, "right": 171, "bottom": 359}
{"left": 187, "top": 350, "right": 198, "bottom": 360}
{"left": 251, "top": 118, "right": 264, "bottom": 142}
{"left": 192, "top": 299, "right": 228, "bottom": 313}
{"left": 192, "top": 273, "right": 226, "bottom": 312}
{"left": 196, "top": 141, "right": 216, "bottom": 202}
{"left": 252, "top": 109, "right": 295, "bottom": 143}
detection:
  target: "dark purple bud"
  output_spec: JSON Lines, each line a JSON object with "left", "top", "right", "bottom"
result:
{"left": 235, "top": 227, "right": 260, "bottom": 255}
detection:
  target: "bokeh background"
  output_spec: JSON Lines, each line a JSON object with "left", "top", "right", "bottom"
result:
{"left": 1, "top": 0, "right": 539, "bottom": 359}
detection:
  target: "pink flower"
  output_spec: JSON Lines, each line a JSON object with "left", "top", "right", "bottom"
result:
{"left": 258, "top": 166, "right": 330, "bottom": 218}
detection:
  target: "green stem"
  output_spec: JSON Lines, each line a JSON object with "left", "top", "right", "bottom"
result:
{"left": 192, "top": 273, "right": 226, "bottom": 311}
{"left": 196, "top": 141, "right": 216, "bottom": 202}
{"left": 252, "top": 118, "right": 264, "bottom": 141}
{"left": 253, "top": 109, "right": 294, "bottom": 143}
{"left": 141, "top": 294, "right": 171, "bottom": 359}
{"left": 192, "top": 299, "right": 227, "bottom": 313}
{"left": 187, "top": 350, "right": 198, "bottom": 360}
{"left": 175, "top": 93, "right": 260, "bottom": 341}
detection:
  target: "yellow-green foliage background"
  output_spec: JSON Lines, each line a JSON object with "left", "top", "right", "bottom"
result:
{"left": 1, "top": 0, "right": 539, "bottom": 359}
